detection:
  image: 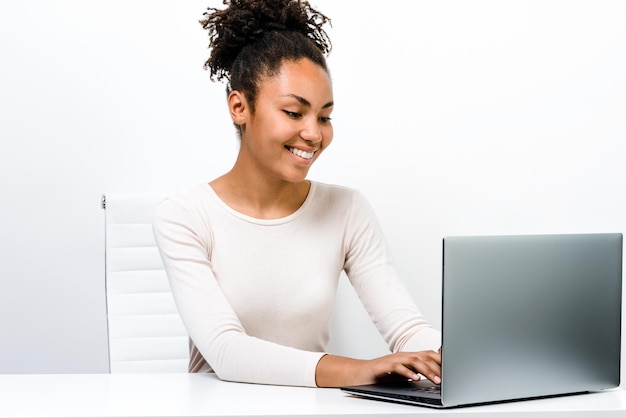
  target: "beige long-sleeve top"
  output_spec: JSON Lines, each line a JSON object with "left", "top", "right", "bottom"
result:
{"left": 152, "top": 181, "right": 440, "bottom": 387}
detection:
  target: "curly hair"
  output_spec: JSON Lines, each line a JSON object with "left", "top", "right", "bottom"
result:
{"left": 200, "top": 0, "right": 332, "bottom": 111}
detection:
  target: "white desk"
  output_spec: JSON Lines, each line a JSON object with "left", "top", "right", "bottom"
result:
{"left": 0, "top": 373, "right": 624, "bottom": 418}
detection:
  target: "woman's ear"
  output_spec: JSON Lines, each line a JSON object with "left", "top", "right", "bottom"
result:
{"left": 228, "top": 90, "right": 247, "bottom": 126}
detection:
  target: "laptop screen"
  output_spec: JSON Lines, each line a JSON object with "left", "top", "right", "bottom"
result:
{"left": 441, "top": 233, "right": 622, "bottom": 406}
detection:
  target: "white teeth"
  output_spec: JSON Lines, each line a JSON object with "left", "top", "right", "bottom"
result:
{"left": 287, "top": 147, "right": 315, "bottom": 159}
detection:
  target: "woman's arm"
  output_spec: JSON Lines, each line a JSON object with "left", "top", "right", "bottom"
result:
{"left": 326, "top": 190, "right": 442, "bottom": 387}
{"left": 153, "top": 193, "right": 325, "bottom": 387}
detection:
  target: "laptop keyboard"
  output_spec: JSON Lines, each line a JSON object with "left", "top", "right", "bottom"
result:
{"left": 409, "top": 383, "right": 441, "bottom": 395}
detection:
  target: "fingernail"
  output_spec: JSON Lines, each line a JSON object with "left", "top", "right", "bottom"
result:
{"left": 433, "top": 376, "right": 441, "bottom": 384}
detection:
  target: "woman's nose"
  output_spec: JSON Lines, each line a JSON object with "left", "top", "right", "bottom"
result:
{"left": 300, "top": 119, "right": 322, "bottom": 143}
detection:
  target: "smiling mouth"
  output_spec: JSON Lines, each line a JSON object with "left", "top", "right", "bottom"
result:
{"left": 286, "top": 146, "right": 316, "bottom": 160}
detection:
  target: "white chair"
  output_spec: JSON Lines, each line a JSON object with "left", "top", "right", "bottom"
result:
{"left": 102, "top": 193, "right": 188, "bottom": 373}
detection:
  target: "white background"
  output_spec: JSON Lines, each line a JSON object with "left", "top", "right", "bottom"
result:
{"left": 1, "top": 0, "right": 624, "bottom": 376}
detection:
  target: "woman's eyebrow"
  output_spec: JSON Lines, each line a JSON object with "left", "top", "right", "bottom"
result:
{"left": 282, "top": 94, "right": 334, "bottom": 109}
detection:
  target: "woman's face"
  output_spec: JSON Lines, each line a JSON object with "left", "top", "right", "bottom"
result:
{"left": 234, "top": 58, "right": 334, "bottom": 184}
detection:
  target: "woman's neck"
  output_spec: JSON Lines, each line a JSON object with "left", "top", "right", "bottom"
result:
{"left": 209, "top": 171, "right": 311, "bottom": 220}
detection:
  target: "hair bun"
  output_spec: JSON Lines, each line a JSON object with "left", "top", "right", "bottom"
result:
{"left": 200, "top": 0, "right": 331, "bottom": 81}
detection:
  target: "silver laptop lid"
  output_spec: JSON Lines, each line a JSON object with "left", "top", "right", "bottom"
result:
{"left": 441, "top": 233, "right": 622, "bottom": 407}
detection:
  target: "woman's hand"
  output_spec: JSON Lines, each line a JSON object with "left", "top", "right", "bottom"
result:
{"left": 315, "top": 349, "right": 441, "bottom": 388}
{"left": 367, "top": 350, "right": 442, "bottom": 384}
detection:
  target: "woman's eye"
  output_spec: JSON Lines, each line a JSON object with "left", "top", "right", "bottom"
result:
{"left": 319, "top": 116, "right": 332, "bottom": 124}
{"left": 283, "top": 110, "right": 301, "bottom": 119}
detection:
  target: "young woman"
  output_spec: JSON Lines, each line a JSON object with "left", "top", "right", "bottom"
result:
{"left": 153, "top": 0, "right": 441, "bottom": 388}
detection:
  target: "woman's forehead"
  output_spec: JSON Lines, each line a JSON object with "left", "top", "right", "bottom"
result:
{"left": 259, "top": 59, "right": 333, "bottom": 102}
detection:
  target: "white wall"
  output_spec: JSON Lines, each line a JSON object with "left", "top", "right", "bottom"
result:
{"left": 1, "top": 1, "right": 624, "bottom": 374}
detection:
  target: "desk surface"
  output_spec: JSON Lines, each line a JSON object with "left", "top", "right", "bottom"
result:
{"left": 0, "top": 373, "right": 624, "bottom": 418}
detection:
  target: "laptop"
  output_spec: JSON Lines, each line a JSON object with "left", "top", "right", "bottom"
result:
{"left": 341, "top": 232, "right": 623, "bottom": 408}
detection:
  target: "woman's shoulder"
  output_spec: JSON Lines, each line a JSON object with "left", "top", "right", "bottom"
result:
{"left": 309, "top": 181, "right": 371, "bottom": 210}
{"left": 311, "top": 181, "right": 360, "bottom": 198}
{"left": 154, "top": 183, "right": 215, "bottom": 221}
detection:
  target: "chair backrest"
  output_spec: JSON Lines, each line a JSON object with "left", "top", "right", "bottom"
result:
{"left": 103, "top": 193, "right": 188, "bottom": 373}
